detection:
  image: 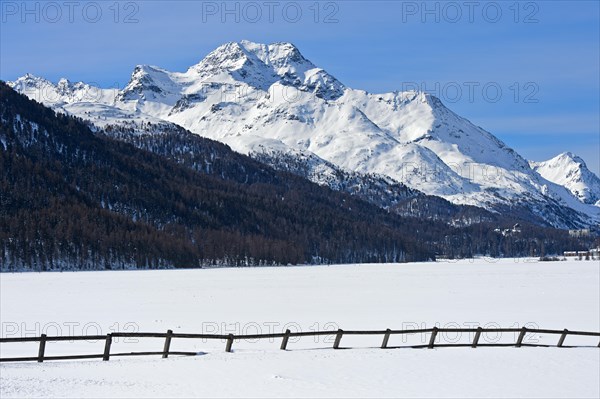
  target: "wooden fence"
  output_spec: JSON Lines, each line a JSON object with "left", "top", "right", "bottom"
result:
{"left": 1, "top": 326, "right": 598, "bottom": 363}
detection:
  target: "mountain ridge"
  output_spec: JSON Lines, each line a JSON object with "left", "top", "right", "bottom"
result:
{"left": 8, "top": 40, "right": 599, "bottom": 229}
{"left": 5, "top": 81, "right": 589, "bottom": 270}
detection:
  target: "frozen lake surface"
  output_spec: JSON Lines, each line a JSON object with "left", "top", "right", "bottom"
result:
{"left": 1, "top": 258, "right": 599, "bottom": 398}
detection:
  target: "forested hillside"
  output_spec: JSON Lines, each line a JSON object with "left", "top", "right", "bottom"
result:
{"left": 0, "top": 82, "right": 433, "bottom": 269}
{"left": 0, "top": 82, "right": 592, "bottom": 271}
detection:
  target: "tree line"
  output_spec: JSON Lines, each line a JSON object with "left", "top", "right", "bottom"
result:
{"left": 0, "top": 82, "right": 594, "bottom": 271}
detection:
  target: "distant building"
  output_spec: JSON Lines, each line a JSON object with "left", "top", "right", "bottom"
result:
{"left": 493, "top": 224, "right": 521, "bottom": 237}
{"left": 568, "top": 229, "right": 591, "bottom": 238}
{"left": 564, "top": 250, "right": 595, "bottom": 260}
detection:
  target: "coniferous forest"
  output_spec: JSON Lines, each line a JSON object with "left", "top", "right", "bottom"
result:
{"left": 0, "top": 82, "right": 594, "bottom": 271}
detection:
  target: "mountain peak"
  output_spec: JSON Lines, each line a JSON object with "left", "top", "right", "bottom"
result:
{"left": 245, "top": 41, "right": 307, "bottom": 65}
{"left": 533, "top": 152, "right": 600, "bottom": 206}
{"left": 188, "top": 41, "right": 255, "bottom": 75}
{"left": 185, "top": 40, "right": 344, "bottom": 98}
{"left": 118, "top": 64, "right": 180, "bottom": 103}
{"left": 56, "top": 78, "right": 74, "bottom": 96}
{"left": 197, "top": 40, "right": 307, "bottom": 68}
{"left": 555, "top": 151, "right": 586, "bottom": 166}
{"left": 10, "top": 73, "right": 52, "bottom": 89}
{"left": 188, "top": 40, "right": 305, "bottom": 71}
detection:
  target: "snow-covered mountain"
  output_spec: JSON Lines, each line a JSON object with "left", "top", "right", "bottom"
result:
{"left": 7, "top": 40, "right": 600, "bottom": 228}
{"left": 531, "top": 153, "right": 600, "bottom": 207}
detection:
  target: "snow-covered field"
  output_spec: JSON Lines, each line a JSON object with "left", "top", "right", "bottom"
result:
{"left": 1, "top": 259, "right": 599, "bottom": 398}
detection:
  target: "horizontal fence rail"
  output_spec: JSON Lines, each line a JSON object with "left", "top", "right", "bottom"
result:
{"left": 1, "top": 327, "right": 598, "bottom": 363}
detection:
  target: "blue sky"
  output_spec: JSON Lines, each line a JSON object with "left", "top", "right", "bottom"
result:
{"left": 1, "top": 0, "right": 599, "bottom": 174}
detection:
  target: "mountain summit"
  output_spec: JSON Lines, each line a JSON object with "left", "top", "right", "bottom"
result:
{"left": 186, "top": 40, "right": 345, "bottom": 98}
{"left": 8, "top": 40, "right": 599, "bottom": 228}
{"left": 532, "top": 152, "right": 600, "bottom": 206}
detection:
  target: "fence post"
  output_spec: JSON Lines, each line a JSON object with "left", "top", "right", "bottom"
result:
{"left": 472, "top": 327, "right": 482, "bottom": 348}
{"left": 37, "top": 334, "right": 47, "bottom": 363}
{"left": 428, "top": 328, "right": 438, "bottom": 349}
{"left": 381, "top": 329, "right": 391, "bottom": 349}
{"left": 280, "top": 329, "right": 291, "bottom": 351}
{"left": 103, "top": 334, "right": 112, "bottom": 361}
{"left": 557, "top": 329, "right": 568, "bottom": 347}
{"left": 333, "top": 329, "right": 344, "bottom": 349}
{"left": 163, "top": 330, "right": 173, "bottom": 358}
{"left": 516, "top": 327, "right": 527, "bottom": 347}
{"left": 225, "top": 334, "right": 234, "bottom": 353}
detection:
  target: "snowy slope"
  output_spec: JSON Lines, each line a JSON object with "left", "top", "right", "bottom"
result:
{"left": 532, "top": 152, "right": 600, "bottom": 207}
{"left": 8, "top": 41, "right": 600, "bottom": 228}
